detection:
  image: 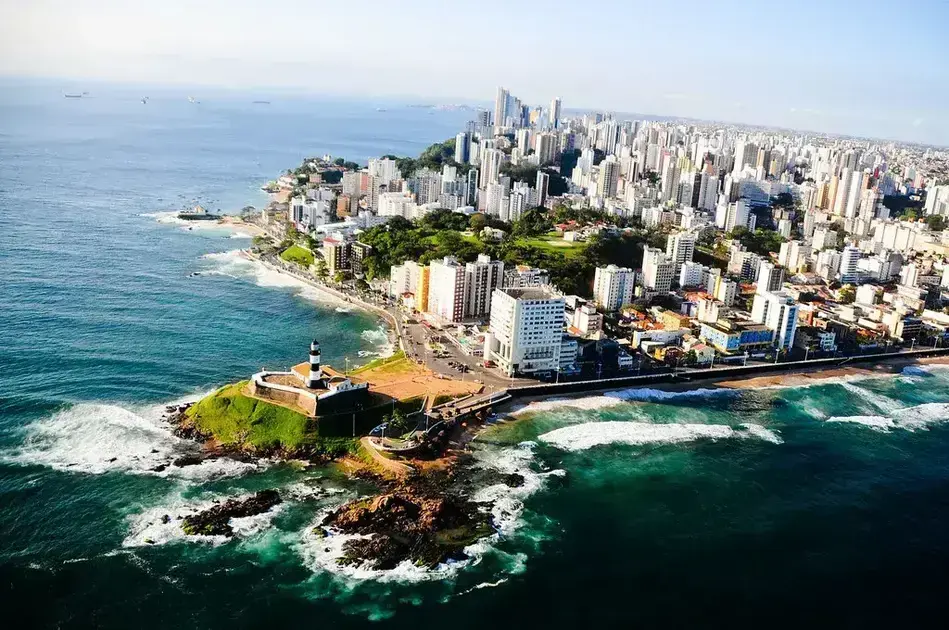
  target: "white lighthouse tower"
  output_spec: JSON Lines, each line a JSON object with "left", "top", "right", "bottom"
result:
{"left": 307, "top": 339, "right": 323, "bottom": 389}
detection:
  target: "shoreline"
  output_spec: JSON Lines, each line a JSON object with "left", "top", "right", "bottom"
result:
{"left": 241, "top": 249, "right": 401, "bottom": 355}
{"left": 498, "top": 352, "right": 949, "bottom": 414}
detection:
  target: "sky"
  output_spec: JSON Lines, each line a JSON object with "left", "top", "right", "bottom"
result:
{"left": 1, "top": 0, "right": 948, "bottom": 145}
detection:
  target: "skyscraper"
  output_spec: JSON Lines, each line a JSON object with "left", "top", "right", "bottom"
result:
{"left": 494, "top": 86, "right": 509, "bottom": 128}
{"left": 550, "top": 97, "right": 562, "bottom": 129}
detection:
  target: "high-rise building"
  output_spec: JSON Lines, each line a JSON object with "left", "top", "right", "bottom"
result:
{"left": 428, "top": 257, "right": 466, "bottom": 323}
{"left": 486, "top": 287, "right": 565, "bottom": 376}
{"left": 751, "top": 291, "right": 799, "bottom": 350}
{"left": 679, "top": 261, "right": 706, "bottom": 288}
{"left": 665, "top": 232, "right": 696, "bottom": 276}
{"left": 593, "top": 265, "right": 636, "bottom": 311}
{"left": 755, "top": 261, "right": 785, "bottom": 294}
{"left": 839, "top": 245, "right": 863, "bottom": 284}
{"left": 535, "top": 171, "right": 550, "bottom": 208}
{"left": 454, "top": 132, "right": 470, "bottom": 164}
{"left": 464, "top": 255, "right": 504, "bottom": 319}
{"left": 550, "top": 97, "right": 562, "bottom": 129}
{"left": 598, "top": 156, "right": 620, "bottom": 199}
{"left": 642, "top": 247, "right": 675, "bottom": 293}
{"left": 494, "top": 86, "right": 509, "bottom": 128}
{"left": 503, "top": 266, "right": 550, "bottom": 288}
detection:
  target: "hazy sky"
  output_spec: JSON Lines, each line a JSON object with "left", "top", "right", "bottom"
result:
{"left": 2, "top": 0, "right": 947, "bottom": 145}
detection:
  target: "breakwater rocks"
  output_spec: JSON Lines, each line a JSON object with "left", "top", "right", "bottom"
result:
{"left": 181, "top": 490, "right": 282, "bottom": 537}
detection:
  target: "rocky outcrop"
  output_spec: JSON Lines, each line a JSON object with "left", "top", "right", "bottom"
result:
{"left": 321, "top": 486, "right": 494, "bottom": 570}
{"left": 181, "top": 490, "right": 281, "bottom": 537}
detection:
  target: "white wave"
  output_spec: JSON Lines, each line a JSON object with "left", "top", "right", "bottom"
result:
{"left": 228, "top": 231, "right": 253, "bottom": 239}
{"left": 538, "top": 421, "right": 782, "bottom": 452}
{"left": 2, "top": 399, "right": 258, "bottom": 481}
{"left": 510, "top": 386, "right": 737, "bottom": 417}
{"left": 361, "top": 326, "right": 395, "bottom": 358}
{"left": 825, "top": 415, "right": 894, "bottom": 431}
{"left": 335, "top": 306, "right": 353, "bottom": 314}
{"left": 826, "top": 402, "right": 949, "bottom": 433}
{"left": 840, "top": 381, "right": 902, "bottom": 414}
{"left": 200, "top": 250, "right": 356, "bottom": 309}
{"left": 123, "top": 492, "right": 282, "bottom": 548}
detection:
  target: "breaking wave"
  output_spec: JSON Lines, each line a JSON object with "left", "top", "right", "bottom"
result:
{"left": 826, "top": 402, "right": 949, "bottom": 433}
{"left": 1, "top": 398, "right": 258, "bottom": 480}
{"left": 538, "top": 421, "right": 783, "bottom": 452}
{"left": 510, "top": 386, "right": 739, "bottom": 416}
{"left": 123, "top": 491, "right": 283, "bottom": 548}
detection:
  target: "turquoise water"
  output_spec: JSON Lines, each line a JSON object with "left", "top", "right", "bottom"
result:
{"left": 4, "top": 81, "right": 949, "bottom": 628}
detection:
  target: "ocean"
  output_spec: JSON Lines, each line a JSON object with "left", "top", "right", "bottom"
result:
{"left": 3, "top": 80, "right": 949, "bottom": 628}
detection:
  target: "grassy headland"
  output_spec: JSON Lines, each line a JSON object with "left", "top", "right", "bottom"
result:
{"left": 184, "top": 381, "right": 356, "bottom": 457}
{"left": 279, "top": 243, "right": 315, "bottom": 267}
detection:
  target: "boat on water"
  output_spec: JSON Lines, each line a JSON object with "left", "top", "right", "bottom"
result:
{"left": 64, "top": 94, "right": 83, "bottom": 98}
{"left": 252, "top": 100, "right": 271, "bottom": 105}
{"left": 177, "top": 205, "right": 222, "bottom": 221}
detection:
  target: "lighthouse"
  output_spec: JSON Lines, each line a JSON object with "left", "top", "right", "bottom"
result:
{"left": 307, "top": 339, "right": 323, "bottom": 388}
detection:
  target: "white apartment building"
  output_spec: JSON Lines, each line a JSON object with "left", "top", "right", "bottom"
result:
{"left": 377, "top": 191, "right": 416, "bottom": 218}
{"left": 486, "top": 287, "right": 566, "bottom": 376}
{"left": 593, "top": 264, "right": 636, "bottom": 311}
{"left": 679, "top": 261, "right": 706, "bottom": 288}
{"left": 428, "top": 257, "right": 466, "bottom": 323}
{"left": 389, "top": 260, "right": 425, "bottom": 297}
{"left": 756, "top": 261, "right": 785, "bottom": 294}
{"left": 503, "top": 265, "right": 550, "bottom": 288}
{"left": 751, "top": 290, "right": 799, "bottom": 350}
{"left": 839, "top": 245, "right": 863, "bottom": 284}
{"left": 642, "top": 247, "right": 675, "bottom": 293}
{"left": 464, "top": 255, "right": 504, "bottom": 319}
{"left": 665, "top": 232, "right": 696, "bottom": 275}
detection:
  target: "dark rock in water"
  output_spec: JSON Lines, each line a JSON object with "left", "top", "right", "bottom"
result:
{"left": 181, "top": 490, "right": 281, "bottom": 537}
{"left": 503, "top": 473, "right": 525, "bottom": 488}
{"left": 107, "top": 457, "right": 118, "bottom": 463}
{"left": 161, "top": 515, "right": 171, "bottom": 524}
{"left": 151, "top": 464, "right": 167, "bottom": 473}
{"left": 172, "top": 454, "right": 204, "bottom": 468}
{"left": 151, "top": 449, "right": 160, "bottom": 454}
{"left": 322, "top": 488, "right": 493, "bottom": 569}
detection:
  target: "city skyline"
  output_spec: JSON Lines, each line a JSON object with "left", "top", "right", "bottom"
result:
{"left": 1, "top": 0, "right": 947, "bottom": 146}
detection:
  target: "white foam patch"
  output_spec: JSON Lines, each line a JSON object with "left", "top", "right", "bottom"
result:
{"left": 2, "top": 399, "right": 258, "bottom": 480}
{"left": 360, "top": 326, "right": 395, "bottom": 358}
{"left": 510, "top": 386, "right": 738, "bottom": 416}
{"left": 123, "top": 492, "right": 282, "bottom": 548}
{"left": 840, "top": 381, "right": 902, "bottom": 414}
{"left": 200, "top": 250, "right": 356, "bottom": 309}
{"left": 539, "top": 421, "right": 782, "bottom": 451}
{"left": 826, "top": 402, "right": 949, "bottom": 433}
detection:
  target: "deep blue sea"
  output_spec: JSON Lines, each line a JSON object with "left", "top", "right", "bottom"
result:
{"left": 3, "top": 80, "right": 949, "bottom": 628}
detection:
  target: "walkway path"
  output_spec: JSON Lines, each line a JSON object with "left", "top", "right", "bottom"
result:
{"left": 359, "top": 436, "right": 414, "bottom": 478}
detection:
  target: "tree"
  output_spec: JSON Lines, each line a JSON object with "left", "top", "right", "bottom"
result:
{"left": 355, "top": 278, "right": 369, "bottom": 292}
{"left": 513, "top": 207, "right": 553, "bottom": 237}
{"left": 838, "top": 285, "right": 856, "bottom": 304}
{"left": 469, "top": 213, "right": 488, "bottom": 234}
{"left": 333, "top": 271, "right": 346, "bottom": 284}
{"left": 314, "top": 259, "right": 329, "bottom": 281}
{"left": 925, "top": 214, "right": 947, "bottom": 232}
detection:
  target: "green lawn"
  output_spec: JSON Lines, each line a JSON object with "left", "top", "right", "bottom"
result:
{"left": 280, "top": 244, "right": 315, "bottom": 267}
{"left": 185, "top": 381, "right": 355, "bottom": 456}
{"left": 515, "top": 232, "right": 588, "bottom": 257}
{"left": 349, "top": 350, "right": 408, "bottom": 375}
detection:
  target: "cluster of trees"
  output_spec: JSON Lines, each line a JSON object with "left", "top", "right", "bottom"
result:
{"left": 727, "top": 226, "right": 786, "bottom": 256}
{"left": 384, "top": 139, "right": 471, "bottom": 179}
{"left": 499, "top": 163, "right": 570, "bottom": 196}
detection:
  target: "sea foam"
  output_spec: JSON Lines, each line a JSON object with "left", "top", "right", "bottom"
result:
{"left": 826, "top": 402, "right": 949, "bottom": 433}
{"left": 538, "top": 421, "right": 783, "bottom": 452}
{"left": 510, "top": 386, "right": 739, "bottom": 416}
{"left": 2, "top": 398, "right": 258, "bottom": 480}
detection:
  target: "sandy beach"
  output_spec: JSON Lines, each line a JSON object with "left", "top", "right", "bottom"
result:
{"left": 219, "top": 215, "right": 265, "bottom": 236}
